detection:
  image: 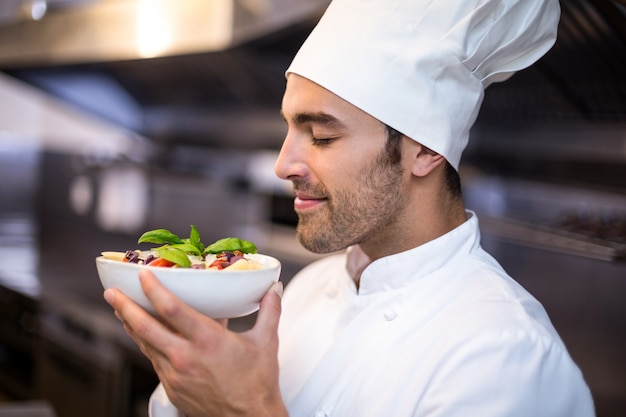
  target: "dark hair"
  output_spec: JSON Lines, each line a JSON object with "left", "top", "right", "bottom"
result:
{"left": 384, "top": 125, "right": 462, "bottom": 198}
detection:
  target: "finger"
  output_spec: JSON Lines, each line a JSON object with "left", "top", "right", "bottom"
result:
{"left": 138, "top": 270, "right": 224, "bottom": 339}
{"left": 251, "top": 281, "right": 283, "bottom": 344}
{"left": 104, "top": 286, "right": 182, "bottom": 357}
{"left": 216, "top": 318, "right": 229, "bottom": 328}
{"left": 111, "top": 309, "right": 149, "bottom": 352}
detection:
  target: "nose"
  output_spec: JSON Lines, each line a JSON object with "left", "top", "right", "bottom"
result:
{"left": 274, "top": 132, "right": 307, "bottom": 181}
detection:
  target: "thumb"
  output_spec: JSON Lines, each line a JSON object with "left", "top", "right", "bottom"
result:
{"left": 252, "top": 281, "right": 283, "bottom": 342}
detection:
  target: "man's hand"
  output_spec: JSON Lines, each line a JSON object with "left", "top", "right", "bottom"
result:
{"left": 104, "top": 270, "right": 288, "bottom": 417}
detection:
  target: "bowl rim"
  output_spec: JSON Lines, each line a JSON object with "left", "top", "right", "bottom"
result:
{"left": 95, "top": 253, "right": 281, "bottom": 274}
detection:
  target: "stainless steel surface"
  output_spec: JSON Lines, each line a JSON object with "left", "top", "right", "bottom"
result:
{"left": 0, "top": 139, "right": 41, "bottom": 297}
{"left": 466, "top": 123, "right": 626, "bottom": 164}
{"left": 0, "top": 0, "right": 622, "bottom": 144}
{"left": 474, "top": 0, "right": 626, "bottom": 126}
{"left": 0, "top": 401, "right": 56, "bottom": 417}
{"left": 464, "top": 174, "right": 626, "bottom": 262}
{"left": 0, "top": 286, "right": 38, "bottom": 400}
{"left": 0, "top": 72, "right": 151, "bottom": 159}
{"left": 36, "top": 296, "right": 126, "bottom": 417}
{"left": 0, "top": 214, "right": 40, "bottom": 297}
{"left": 0, "top": 0, "right": 330, "bottom": 66}
{"left": 0, "top": 0, "right": 328, "bottom": 145}
{"left": 478, "top": 215, "right": 625, "bottom": 262}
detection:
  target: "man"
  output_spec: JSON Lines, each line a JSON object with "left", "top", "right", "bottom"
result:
{"left": 104, "top": 0, "right": 595, "bottom": 416}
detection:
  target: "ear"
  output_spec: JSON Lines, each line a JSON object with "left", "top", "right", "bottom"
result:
{"left": 407, "top": 143, "right": 446, "bottom": 177}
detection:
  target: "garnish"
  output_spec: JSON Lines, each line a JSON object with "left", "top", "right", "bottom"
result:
{"left": 137, "top": 225, "right": 258, "bottom": 268}
{"left": 204, "top": 237, "right": 258, "bottom": 255}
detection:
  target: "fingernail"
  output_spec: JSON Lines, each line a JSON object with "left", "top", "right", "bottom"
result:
{"left": 274, "top": 281, "right": 283, "bottom": 298}
{"left": 104, "top": 289, "right": 115, "bottom": 304}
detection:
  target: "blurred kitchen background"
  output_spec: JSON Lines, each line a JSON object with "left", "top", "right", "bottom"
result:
{"left": 0, "top": 0, "right": 624, "bottom": 416}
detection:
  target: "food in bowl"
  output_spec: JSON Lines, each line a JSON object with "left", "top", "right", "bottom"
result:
{"left": 96, "top": 225, "right": 281, "bottom": 318}
{"left": 101, "top": 225, "right": 263, "bottom": 270}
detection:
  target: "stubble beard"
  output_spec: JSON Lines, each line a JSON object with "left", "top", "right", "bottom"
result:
{"left": 294, "top": 150, "right": 405, "bottom": 254}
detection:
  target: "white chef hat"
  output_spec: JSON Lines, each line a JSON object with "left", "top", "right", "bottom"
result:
{"left": 286, "top": 0, "right": 560, "bottom": 170}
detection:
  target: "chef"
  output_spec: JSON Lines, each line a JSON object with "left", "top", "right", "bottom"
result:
{"left": 105, "top": 0, "right": 596, "bottom": 416}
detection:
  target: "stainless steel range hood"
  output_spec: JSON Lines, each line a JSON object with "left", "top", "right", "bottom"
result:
{"left": 0, "top": 0, "right": 329, "bottom": 147}
{"left": 0, "top": 0, "right": 329, "bottom": 67}
{"left": 0, "top": 0, "right": 623, "bottom": 154}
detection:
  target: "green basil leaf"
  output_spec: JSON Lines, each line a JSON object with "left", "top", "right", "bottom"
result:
{"left": 203, "top": 237, "right": 258, "bottom": 255}
{"left": 138, "top": 229, "right": 184, "bottom": 245}
{"left": 137, "top": 225, "right": 258, "bottom": 268}
{"left": 188, "top": 225, "right": 204, "bottom": 253}
{"left": 169, "top": 242, "right": 202, "bottom": 256}
{"left": 155, "top": 247, "right": 191, "bottom": 268}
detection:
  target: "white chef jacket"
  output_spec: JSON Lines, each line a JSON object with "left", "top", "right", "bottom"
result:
{"left": 278, "top": 211, "right": 594, "bottom": 417}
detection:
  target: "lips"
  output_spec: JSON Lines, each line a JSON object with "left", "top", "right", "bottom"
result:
{"left": 294, "top": 191, "right": 327, "bottom": 211}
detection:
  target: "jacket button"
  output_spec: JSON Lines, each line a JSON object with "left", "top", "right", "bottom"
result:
{"left": 325, "top": 282, "right": 338, "bottom": 298}
{"left": 384, "top": 309, "right": 397, "bottom": 321}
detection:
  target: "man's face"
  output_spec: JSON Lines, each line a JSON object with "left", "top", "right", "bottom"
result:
{"left": 275, "top": 74, "right": 408, "bottom": 254}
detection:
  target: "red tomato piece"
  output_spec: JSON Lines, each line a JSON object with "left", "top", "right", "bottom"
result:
{"left": 148, "top": 258, "right": 175, "bottom": 268}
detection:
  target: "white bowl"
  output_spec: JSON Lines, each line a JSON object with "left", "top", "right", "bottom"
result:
{"left": 96, "top": 253, "right": 281, "bottom": 319}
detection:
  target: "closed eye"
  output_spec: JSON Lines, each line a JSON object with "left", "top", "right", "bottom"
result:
{"left": 312, "top": 137, "right": 337, "bottom": 146}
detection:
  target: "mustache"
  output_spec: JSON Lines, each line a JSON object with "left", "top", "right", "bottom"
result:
{"left": 291, "top": 178, "right": 328, "bottom": 198}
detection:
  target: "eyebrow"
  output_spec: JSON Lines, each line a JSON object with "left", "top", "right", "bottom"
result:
{"left": 281, "top": 111, "right": 346, "bottom": 129}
